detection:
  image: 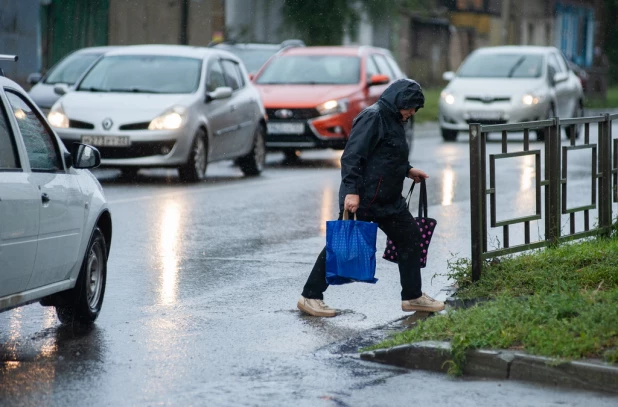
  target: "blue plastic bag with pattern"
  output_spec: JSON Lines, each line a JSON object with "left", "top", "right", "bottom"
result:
{"left": 325, "top": 212, "right": 379, "bottom": 285}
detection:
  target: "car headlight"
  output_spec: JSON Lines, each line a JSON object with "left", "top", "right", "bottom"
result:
{"left": 316, "top": 98, "right": 348, "bottom": 116}
{"left": 148, "top": 107, "right": 186, "bottom": 130}
{"left": 440, "top": 91, "right": 455, "bottom": 105}
{"left": 48, "top": 103, "right": 69, "bottom": 128}
{"left": 522, "top": 94, "right": 542, "bottom": 105}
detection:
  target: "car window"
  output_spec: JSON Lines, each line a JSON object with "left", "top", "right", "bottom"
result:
{"left": 547, "top": 54, "right": 561, "bottom": 80}
{"left": 0, "top": 97, "right": 20, "bottom": 170}
{"left": 458, "top": 53, "right": 544, "bottom": 78}
{"left": 550, "top": 53, "right": 566, "bottom": 73}
{"left": 221, "top": 59, "right": 242, "bottom": 90}
{"left": 385, "top": 55, "right": 403, "bottom": 78}
{"left": 372, "top": 54, "right": 395, "bottom": 78}
{"left": 207, "top": 59, "right": 227, "bottom": 92}
{"left": 256, "top": 55, "right": 361, "bottom": 85}
{"left": 44, "top": 52, "right": 101, "bottom": 85}
{"left": 365, "top": 55, "right": 379, "bottom": 79}
{"left": 5, "top": 90, "right": 62, "bottom": 172}
{"left": 78, "top": 55, "right": 202, "bottom": 94}
{"left": 220, "top": 47, "right": 277, "bottom": 73}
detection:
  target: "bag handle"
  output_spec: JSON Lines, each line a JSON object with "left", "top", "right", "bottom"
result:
{"left": 405, "top": 179, "right": 429, "bottom": 218}
{"left": 342, "top": 210, "right": 357, "bottom": 220}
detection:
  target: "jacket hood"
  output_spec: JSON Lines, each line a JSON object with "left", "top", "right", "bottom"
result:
{"left": 379, "top": 79, "right": 425, "bottom": 115}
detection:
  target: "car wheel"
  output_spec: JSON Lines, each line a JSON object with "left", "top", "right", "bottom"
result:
{"left": 536, "top": 105, "right": 555, "bottom": 141}
{"left": 56, "top": 227, "right": 107, "bottom": 324}
{"left": 565, "top": 101, "right": 584, "bottom": 140}
{"left": 441, "top": 128, "right": 458, "bottom": 142}
{"left": 178, "top": 129, "right": 208, "bottom": 183}
{"left": 238, "top": 124, "right": 266, "bottom": 176}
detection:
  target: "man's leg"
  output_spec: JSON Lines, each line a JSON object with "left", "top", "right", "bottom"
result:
{"left": 301, "top": 247, "right": 328, "bottom": 300}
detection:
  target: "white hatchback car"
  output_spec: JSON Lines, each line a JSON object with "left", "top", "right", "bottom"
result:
{"left": 0, "top": 70, "right": 111, "bottom": 324}
{"left": 49, "top": 45, "right": 267, "bottom": 182}
{"left": 439, "top": 46, "right": 584, "bottom": 141}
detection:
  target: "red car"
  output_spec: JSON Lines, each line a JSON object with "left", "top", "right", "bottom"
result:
{"left": 252, "top": 46, "right": 413, "bottom": 161}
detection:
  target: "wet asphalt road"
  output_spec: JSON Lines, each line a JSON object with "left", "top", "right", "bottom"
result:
{"left": 2, "top": 129, "right": 618, "bottom": 407}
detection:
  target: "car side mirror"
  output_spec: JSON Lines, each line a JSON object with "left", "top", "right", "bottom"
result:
{"left": 54, "top": 83, "right": 69, "bottom": 96}
{"left": 553, "top": 72, "right": 568, "bottom": 85}
{"left": 72, "top": 143, "right": 101, "bottom": 169}
{"left": 368, "top": 74, "right": 389, "bottom": 87}
{"left": 27, "top": 73, "right": 42, "bottom": 85}
{"left": 205, "top": 86, "right": 233, "bottom": 102}
{"left": 442, "top": 71, "right": 456, "bottom": 81}
{"left": 63, "top": 151, "right": 74, "bottom": 168}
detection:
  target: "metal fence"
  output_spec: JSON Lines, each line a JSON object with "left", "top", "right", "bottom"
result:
{"left": 468, "top": 113, "right": 618, "bottom": 281}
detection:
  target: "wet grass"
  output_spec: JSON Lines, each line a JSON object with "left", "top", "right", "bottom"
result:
{"left": 367, "top": 234, "right": 618, "bottom": 375}
{"left": 584, "top": 85, "right": 618, "bottom": 109}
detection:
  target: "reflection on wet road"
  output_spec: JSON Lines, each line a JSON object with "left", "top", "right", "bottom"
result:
{"left": 1, "top": 139, "right": 617, "bottom": 406}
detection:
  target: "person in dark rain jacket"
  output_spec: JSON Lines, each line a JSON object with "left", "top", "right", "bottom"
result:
{"left": 297, "top": 79, "right": 445, "bottom": 317}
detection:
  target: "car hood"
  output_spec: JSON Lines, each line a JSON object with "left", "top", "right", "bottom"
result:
{"left": 59, "top": 92, "right": 193, "bottom": 124}
{"left": 254, "top": 84, "right": 358, "bottom": 108}
{"left": 28, "top": 83, "right": 63, "bottom": 110}
{"left": 445, "top": 78, "right": 546, "bottom": 98}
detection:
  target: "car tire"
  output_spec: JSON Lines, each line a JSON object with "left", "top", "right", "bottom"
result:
{"left": 441, "top": 128, "right": 458, "bottom": 142}
{"left": 56, "top": 227, "right": 107, "bottom": 324}
{"left": 238, "top": 124, "right": 266, "bottom": 176}
{"left": 178, "top": 129, "right": 208, "bottom": 183}
{"left": 536, "top": 105, "right": 556, "bottom": 141}
{"left": 565, "top": 101, "right": 584, "bottom": 140}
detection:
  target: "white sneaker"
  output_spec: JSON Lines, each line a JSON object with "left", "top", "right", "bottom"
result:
{"left": 297, "top": 295, "right": 337, "bottom": 317}
{"left": 402, "top": 293, "right": 445, "bottom": 312}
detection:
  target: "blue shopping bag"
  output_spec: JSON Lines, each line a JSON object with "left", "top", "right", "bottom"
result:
{"left": 325, "top": 211, "right": 379, "bottom": 285}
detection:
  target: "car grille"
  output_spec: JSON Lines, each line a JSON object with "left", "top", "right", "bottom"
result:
{"left": 266, "top": 108, "right": 320, "bottom": 120}
{"left": 61, "top": 140, "right": 176, "bottom": 159}
{"left": 119, "top": 122, "right": 151, "bottom": 131}
{"left": 465, "top": 119, "right": 508, "bottom": 125}
{"left": 68, "top": 119, "right": 95, "bottom": 129}
{"left": 465, "top": 97, "right": 511, "bottom": 103}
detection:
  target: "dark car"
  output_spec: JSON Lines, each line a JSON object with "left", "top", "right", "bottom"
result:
{"left": 210, "top": 40, "right": 305, "bottom": 77}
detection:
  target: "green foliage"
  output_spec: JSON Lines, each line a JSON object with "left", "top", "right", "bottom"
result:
{"left": 414, "top": 87, "right": 440, "bottom": 123}
{"left": 584, "top": 86, "right": 618, "bottom": 109}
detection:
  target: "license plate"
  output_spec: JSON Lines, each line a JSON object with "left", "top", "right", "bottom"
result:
{"left": 267, "top": 122, "right": 305, "bottom": 134}
{"left": 468, "top": 111, "right": 503, "bottom": 121}
{"left": 81, "top": 135, "right": 131, "bottom": 147}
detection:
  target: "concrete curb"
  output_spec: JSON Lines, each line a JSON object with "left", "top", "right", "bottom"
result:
{"left": 360, "top": 341, "right": 618, "bottom": 394}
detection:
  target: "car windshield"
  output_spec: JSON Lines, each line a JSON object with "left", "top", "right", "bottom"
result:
{"left": 78, "top": 55, "right": 202, "bottom": 94}
{"left": 44, "top": 53, "right": 101, "bottom": 85}
{"left": 256, "top": 55, "right": 361, "bottom": 85}
{"left": 224, "top": 48, "right": 277, "bottom": 73}
{"left": 458, "top": 53, "right": 544, "bottom": 78}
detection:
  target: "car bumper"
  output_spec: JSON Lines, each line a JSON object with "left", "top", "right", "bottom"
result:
{"left": 265, "top": 114, "right": 348, "bottom": 150}
{"left": 56, "top": 127, "right": 192, "bottom": 167}
{"left": 439, "top": 100, "right": 549, "bottom": 132}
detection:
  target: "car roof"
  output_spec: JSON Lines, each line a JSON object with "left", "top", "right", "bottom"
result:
{"left": 103, "top": 44, "right": 231, "bottom": 59}
{"left": 278, "top": 46, "right": 389, "bottom": 57}
{"left": 214, "top": 43, "right": 281, "bottom": 51}
{"left": 474, "top": 46, "right": 558, "bottom": 55}
{"left": 72, "top": 46, "right": 122, "bottom": 55}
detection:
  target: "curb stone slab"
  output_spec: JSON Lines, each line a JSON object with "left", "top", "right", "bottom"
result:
{"left": 360, "top": 341, "right": 618, "bottom": 394}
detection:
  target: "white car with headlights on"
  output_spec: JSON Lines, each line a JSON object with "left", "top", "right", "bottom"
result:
{"left": 49, "top": 45, "right": 267, "bottom": 182}
{"left": 0, "top": 58, "right": 111, "bottom": 324}
{"left": 439, "top": 46, "right": 584, "bottom": 141}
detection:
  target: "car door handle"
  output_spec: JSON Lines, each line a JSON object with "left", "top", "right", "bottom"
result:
{"left": 41, "top": 193, "right": 50, "bottom": 204}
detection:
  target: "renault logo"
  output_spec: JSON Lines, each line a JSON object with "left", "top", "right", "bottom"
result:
{"left": 274, "top": 109, "right": 294, "bottom": 119}
{"left": 102, "top": 118, "right": 113, "bottom": 130}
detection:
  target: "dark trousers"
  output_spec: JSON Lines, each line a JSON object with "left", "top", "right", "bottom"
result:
{"left": 301, "top": 210, "right": 423, "bottom": 301}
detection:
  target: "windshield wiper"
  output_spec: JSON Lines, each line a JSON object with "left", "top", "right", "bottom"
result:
{"left": 110, "top": 87, "right": 162, "bottom": 94}
{"left": 79, "top": 87, "right": 109, "bottom": 92}
{"left": 507, "top": 56, "right": 526, "bottom": 78}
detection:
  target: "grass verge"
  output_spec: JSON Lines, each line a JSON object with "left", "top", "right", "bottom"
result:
{"left": 584, "top": 86, "right": 618, "bottom": 109}
{"left": 366, "top": 237, "right": 618, "bottom": 375}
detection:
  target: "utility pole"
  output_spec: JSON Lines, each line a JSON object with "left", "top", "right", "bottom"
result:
{"left": 501, "top": 0, "right": 511, "bottom": 45}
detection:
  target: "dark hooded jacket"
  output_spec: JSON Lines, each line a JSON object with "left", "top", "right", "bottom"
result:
{"left": 338, "top": 79, "right": 425, "bottom": 218}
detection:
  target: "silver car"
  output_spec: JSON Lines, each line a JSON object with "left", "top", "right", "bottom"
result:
{"left": 49, "top": 45, "right": 267, "bottom": 182}
{"left": 439, "top": 46, "right": 584, "bottom": 141}
{"left": 27, "top": 46, "right": 118, "bottom": 115}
